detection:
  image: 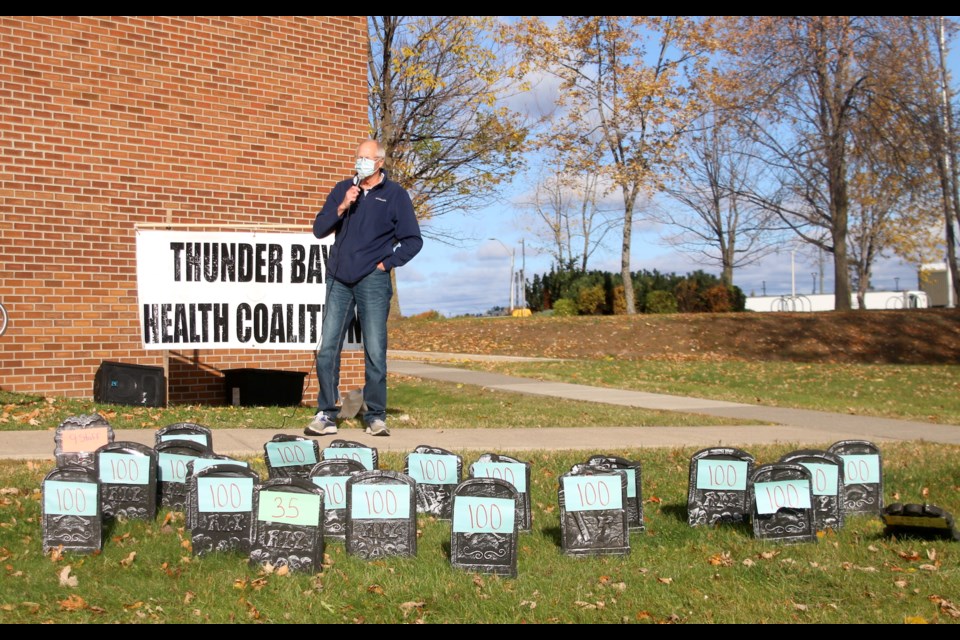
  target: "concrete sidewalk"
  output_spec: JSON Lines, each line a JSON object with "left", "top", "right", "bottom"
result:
{"left": 1, "top": 354, "right": 958, "bottom": 460}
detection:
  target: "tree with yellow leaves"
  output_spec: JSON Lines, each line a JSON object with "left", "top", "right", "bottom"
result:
{"left": 511, "top": 16, "right": 718, "bottom": 314}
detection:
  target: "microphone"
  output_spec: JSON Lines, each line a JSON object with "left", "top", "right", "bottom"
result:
{"left": 353, "top": 174, "right": 359, "bottom": 186}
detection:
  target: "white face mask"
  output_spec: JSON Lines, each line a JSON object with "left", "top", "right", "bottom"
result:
{"left": 355, "top": 157, "right": 378, "bottom": 180}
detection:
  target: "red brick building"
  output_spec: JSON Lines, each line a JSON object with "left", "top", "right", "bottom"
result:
{"left": 0, "top": 16, "right": 368, "bottom": 404}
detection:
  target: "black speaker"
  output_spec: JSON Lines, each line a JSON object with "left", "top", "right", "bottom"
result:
{"left": 94, "top": 361, "right": 166, "bottom": 407}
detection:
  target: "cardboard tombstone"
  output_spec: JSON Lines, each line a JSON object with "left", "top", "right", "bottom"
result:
{"left": 405, "top": 445, "right": 462, "bottom": 519}
{"left": 346, "top": 470, "right": 417, "bottom": 559}
{"left": 155, "top": 422, "right": 213, "bottom": 449}
{"left": 42, "top": 465, "right": 102, "bottom": 554}
{"left": 750, "top": 463, "right": 817, "bottom": 544}
{"left": 185, "top": 455, "right": 251, "bottom": 529}
{"left": 95, "top": 441, "right": 158, "bottom": 521}
{"left": 469, "top": 453, "right": 532, "bottom": 532}
{"left": 687, "top": 447, "right": 755, "bottom": 527}
{"left": 322, "top": 439, "right": 378, "bottom": 471}
{"left": 155, "top": 439, "right": 213, "bottom": 511}
{"left": 55, "top": 413, "right": 114, "bottom": 469}
{"left": 188, "top": 463, "right": 260, "bottom": 556}
{"left": 558, "top": 464, "right": 630, "bottom": 557}
{"left": 827, "top": 440, "right": 884, "bottom": 517}
{"left": 309, "top": 458, "right": 367, "bottom": 540}
{"left": 779, "top": 449, "right": 845, "bottom": 532}
{"left": 250, "top": 478, "right": 325, "bottom": 573}
{"left": 450, "top": 478, "right": 519, "bottom": 577}
{"left": 264, "top": 435, "right": 320, "bottom": 480}
{"left": 586, "top": 455, "right": 644, "bottom": 531}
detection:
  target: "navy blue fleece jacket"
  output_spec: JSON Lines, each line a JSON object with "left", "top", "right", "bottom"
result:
{"left": 313, "top": 171, "right": 423, "bottom": 285}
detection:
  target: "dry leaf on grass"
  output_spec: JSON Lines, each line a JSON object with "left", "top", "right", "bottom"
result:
{"left": 58, "top": 594, "right": 86, "bottom": 611}
{"left": 399, "top": 601, "right": 425, "bottom": 618}
{"left": 119, "top": 552, "right": 136, "bottom": 568}
{"left": 58, "top": 565, "right": 77, "bottom": 588}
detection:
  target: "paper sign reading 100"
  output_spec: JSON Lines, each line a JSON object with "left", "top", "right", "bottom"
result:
{"left": 696, "top": 459, "right": 749, "bottom": 491}
{"left": 350, "top": 484, "right": 411, "bottom": 519}
{"left": 257, "top": 490, "right": 321, "bottom": 527}
{"left": 453, "top": 497, "right": 515, "bottom": 534}
{"left": 754, "top": 479, "right": 812, "bottom": 515}
{"left": 99, "top": 453, "right": 150, "bottom": 485}
{"left": 408, "top": 454, "right": 458, "bottom": 485}
{"left": 840, "top": 455, "right": 880, "bottom": 485}
{"left": 472, "top": 462, "right": 527, "bottom": 493}
{"left": 44, "top": 481, "right": 98, "bottom": 516}
{"left": 562, "top": 475, "right": 623, "bottom": 512}
{"left": 310, "top": 476, "right": 348, "bottom": 509}
{"left": 158, "top": 453, "right": 199, "bottom": 483}
{"left": 267, "top": 441, "right": 317, "bottom": 468}
{"left": 198, "top": 477, "right": 254, "bottom": 513}
{"left": 323, "top": 447, "right": 374, "bottom": 471}
{"left": 798, "top": 462, "right": 839, "bottom": 496}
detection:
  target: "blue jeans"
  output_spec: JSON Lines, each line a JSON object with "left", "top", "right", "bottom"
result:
{"left": 315, "top": 269, "right": 392, "bottom": 423}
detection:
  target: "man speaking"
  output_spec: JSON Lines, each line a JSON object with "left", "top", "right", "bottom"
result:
{"left": 305, "top": 138, "right": 423, "bottom": 437}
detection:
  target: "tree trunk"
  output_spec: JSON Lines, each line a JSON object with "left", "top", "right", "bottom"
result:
{"left": 620, "top": 195, "right": 636, "bottom": 314}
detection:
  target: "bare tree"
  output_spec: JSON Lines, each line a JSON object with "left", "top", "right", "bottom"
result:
{"left": 660, "top": 115, "right": 784, "bottom": 287}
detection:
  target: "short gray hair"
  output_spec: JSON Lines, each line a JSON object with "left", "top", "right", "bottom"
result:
{"left": 358, "top": 138, "right": 386, "bottom": 160}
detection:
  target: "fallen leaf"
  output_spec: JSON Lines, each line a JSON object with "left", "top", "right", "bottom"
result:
{"left": 233, "top": 578, "right": 248, "bottom": 590}
{"left": 793, "top": 603, "right": 808, "bottom": 611}
{"left": 708, "top": 552, "right": 733, "bottom": 567}
{"left": 898, "top": 551, "right": 921, "bottom": 561}
{"left": 58, "top": 565, "right": 78, "bottom": 588}
{"left": 21, "top": 602, "right": 40, "bottom": 614}
{"left": 636, "top": 611, "right": 652, "bottom": 620}
{"left": 926, "top": 548, "right": 937, "bottom": 562}
{"left": 250, "top": 579, "right": 267, "bottom": 591}
{"left": 759, "top": 551, "right": 780, "bottom": 560}
{"left": 903, "top": 616, "right": 928, "bottom": 624}
{"left": 399, "top": 601, "right": 425, "bottom": 618}
{"left": 368, "top": 584, "right": 385, "bottom": 595}
{"left": 119, "top": 552, "right": 136, "bottom": 568}
{"left": 473, "top": 575, "right": 485, "bottom": 589}
{"left": 646, "top": 496, "right": 662, "bottom": 504}
{"left": 742, "top": 558, "right": 755, "bottom": 567}
{"left": 49, "top": 546, "right": 64, "bottom": 563}
{"left": 930, "top": 596, "right": 960, "bottom": 619}
{"left": 89, "top": 605, "right": 106, "bottom": 614}
{"left": 922, "top": 487, "right": 929, "bottom": 498}
{"left": 519, "top": 600, "right": 537, "bottom": 609}
{"left": 58, "top": 594, "right": 87, "bottom": 611}
{"left": 894, "top": 580, "right": 908, "bottom": 589}
{"left": 276, "top": 565, "right": 289, "bottom": 577}
{"left": 574, "top": 600, "right": 597, "bottom": 609}
{"left": 919, "top": 564, "right": 938, "bottom": 572}
{"left": 867, "top": 545, "right": 879, "bottom": 552}
{"left": 656, "top": 577, "right": 673, "bottom": 585}
{"left": 183, "top": 592, "right": 195, "bottom": 605}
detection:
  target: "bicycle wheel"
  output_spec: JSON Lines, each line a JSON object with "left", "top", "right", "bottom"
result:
{"left": 0, "top": 302, "right": 7, "bottom": 337}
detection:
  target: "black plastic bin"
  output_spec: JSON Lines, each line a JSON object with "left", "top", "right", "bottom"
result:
{"left": 223, "top": 369, "right": 306, "bottom": 407}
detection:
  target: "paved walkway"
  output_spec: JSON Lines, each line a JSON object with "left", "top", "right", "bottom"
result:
{"left": 1, "top": 353, "right": 958, "bottom": 460}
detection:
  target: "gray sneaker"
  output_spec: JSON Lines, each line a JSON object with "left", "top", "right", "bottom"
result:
{"left": 304, "top": 412, "right": 337, "bottom": 436}
{"left": 365, "top": 418, "right": 390, "bottom": 436}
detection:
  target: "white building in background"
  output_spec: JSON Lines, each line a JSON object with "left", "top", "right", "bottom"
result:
{"left": 745, "top": 291, "right": 929, "bottom": 313}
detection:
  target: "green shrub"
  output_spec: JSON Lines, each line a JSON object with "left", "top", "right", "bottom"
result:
{"left": 576, "top": 284, "right": 606, "bottom": 315}
{"left": 645, "top": 290, "right": 678, "bottom": 314}
{"left": 552, "top": 298, "right": 578, "bottom": 316}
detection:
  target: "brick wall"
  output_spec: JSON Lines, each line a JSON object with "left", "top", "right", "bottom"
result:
{"left": 0, "top": 16, "right": 368, "bottom": 405}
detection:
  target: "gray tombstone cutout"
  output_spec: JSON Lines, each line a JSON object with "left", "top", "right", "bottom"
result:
{"left": 405, "top": 445, "right": 462, "bottom": 519}
{"left": 346, "top": 470, "right": 417, "bottom": 559}
{"left": 309, "top": 459, "right": 367, "bottom": 541}
{"left": 264, "top": 435, "right": 320, "bottom": 480}
{"left": 750, "top": 463, "right": 817, "bottom": 544}
{"left": 155, "top": 422, "right": 213, "bottom": 449}
{"left": 469, "top": 453, "right": 532, "bottom": 533}
{"left": 54, "top": 413, "right": 115, "bottom": 469}
{"left": 95, "top": 441, "right": 158, "bottom": 521}
{"left": 827, "top": 440, "right": 884, "bottom": 517}
{"left": 155, "top": 439, "right": 212, "bottom": 511}
{"left": 42, "top": 465, "right": 102, "bottom": 554}
{"left": 586, "top": 455, "right": 644, "bottom": 531}
{"left": 323, "top": 439, "right": 378, "bottom": 471}
{"left": 687, "top": 447, "right": 755, "bottom": 527}
{"left": 779, "top": 449, "right": 845, "bottom": 532}
{"left": 250, "top": 478, "right": 325, "bottom": 573}
{"left": 188, "top": 464, "right": 259, "bottom": 556}
{"left": 185, "top": 455, "right": 251, "bottom": 530}
{"left": 451, "top": 478, "right": 519, "bottom": 577}
{"left": 558, "top": 465, "right": 630, "bottom": 557}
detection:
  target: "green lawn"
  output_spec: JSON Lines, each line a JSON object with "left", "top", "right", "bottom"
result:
{"left": 1, "top": 443, "right": 958, "bottom": 623}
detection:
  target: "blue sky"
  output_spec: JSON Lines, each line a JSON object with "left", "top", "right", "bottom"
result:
{"left": 394, "top": 21, "right": 952, "bottom": 318}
